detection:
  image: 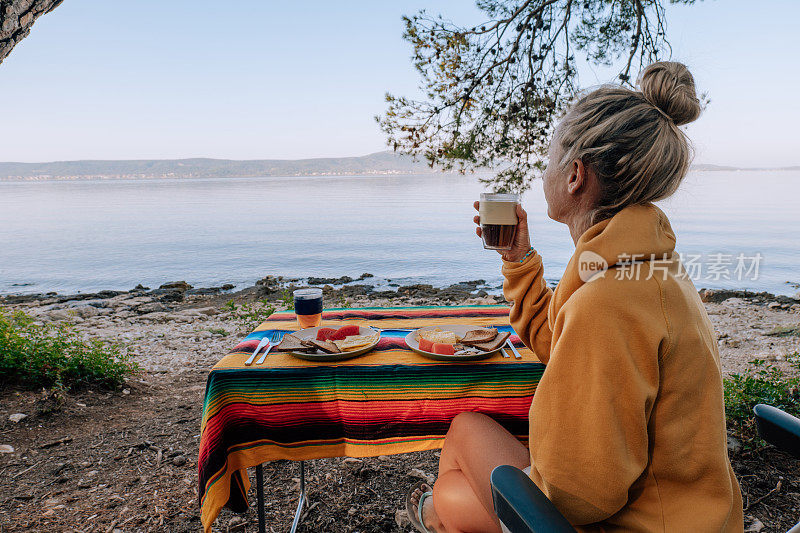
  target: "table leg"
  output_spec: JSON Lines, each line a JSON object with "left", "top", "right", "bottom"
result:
{"left": 289, "top": 461, "right": 307, "bottom": 533}
{"left": 256, "top": 464, "right": 266, "bottom": 533}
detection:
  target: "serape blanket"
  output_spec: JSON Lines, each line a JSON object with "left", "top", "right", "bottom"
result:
{"left": 198, "top": 305, "right": 545, "bottom": 532}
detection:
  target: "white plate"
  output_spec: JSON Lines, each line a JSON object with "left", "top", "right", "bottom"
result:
{"left": 404, "top": 324, "right": 501, "bottom": 361}
{"left": 287, "top": 325, "right": 380, "bottom": 361}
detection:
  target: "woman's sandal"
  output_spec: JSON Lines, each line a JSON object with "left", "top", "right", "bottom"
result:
{"left": 405, "top": 481, "right": 434, "bottom": 533}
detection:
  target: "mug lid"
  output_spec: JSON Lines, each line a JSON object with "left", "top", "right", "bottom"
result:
{"left": 480, "top": 192, "right": 520, "bottom": 201}
{"left": 293, "top": 288, "right": 323, "bottom": 299}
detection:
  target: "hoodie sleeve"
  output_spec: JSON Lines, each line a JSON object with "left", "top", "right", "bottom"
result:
{"left": 526, "top": 279, "right": 665, "bottom": 525}
{"left": 502, "top": 251, "right": 553, "bottom": 362}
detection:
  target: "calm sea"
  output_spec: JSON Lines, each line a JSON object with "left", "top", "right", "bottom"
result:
{"left": 0, "top": 171, "right": 798, "bottom": 296}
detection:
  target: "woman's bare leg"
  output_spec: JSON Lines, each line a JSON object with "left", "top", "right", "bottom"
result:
{"left": 413, "top": 411, "right": 530, "bottom": 533}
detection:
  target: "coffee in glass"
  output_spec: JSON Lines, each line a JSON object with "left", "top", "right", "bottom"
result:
{"left": 479, "top": 193, "right": 520, "bottom": 250}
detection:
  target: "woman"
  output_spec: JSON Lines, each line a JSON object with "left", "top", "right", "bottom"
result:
{"left": 407, "top": 61, "right": 744, "bottom": 532}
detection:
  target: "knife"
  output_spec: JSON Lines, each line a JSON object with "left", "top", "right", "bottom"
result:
{"left": 506, "top": 339, "right": 522, "bottom": 359}
{"left": 245, "top": 336, "right": 271, "bottom": 366}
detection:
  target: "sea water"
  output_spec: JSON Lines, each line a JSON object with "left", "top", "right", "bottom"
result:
{"left": 0, "top": 171, "right": 797, "bottom": 296}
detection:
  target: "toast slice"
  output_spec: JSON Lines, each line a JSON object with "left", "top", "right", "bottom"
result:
{"left": 471, "top": 331, "right": 511, "bottom": 352}
{"left": 460, "top": 328, "right": 498, "bottom": 346}
{"left": 301, "top": 339, "right": 341, "bottom": 354}
{"left": 273, "top": 334, "right": 314, "bottom": 352}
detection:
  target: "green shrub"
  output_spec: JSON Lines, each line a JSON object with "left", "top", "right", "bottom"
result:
{"left": 280, "top": 289, "right": 295, "bottom": 310}
{"left": 225, "top": 301, "right": 275, "bottom": 332}
{"left": 724, "top": 355, "right": 800, "bottom": 440}
{"left": 0, "top": 309, "right": 138, "bottom": 389}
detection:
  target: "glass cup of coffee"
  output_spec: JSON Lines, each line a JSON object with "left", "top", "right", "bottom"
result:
{"left": 293, "top": 288, "right": 323, "bottom": 329}
{"left": 479, "top": 193, "right": 520, "bottom": 250}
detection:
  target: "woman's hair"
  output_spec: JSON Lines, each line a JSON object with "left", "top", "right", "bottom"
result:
{"left": 556, "top": 61, "right": 702, "bottom": 223}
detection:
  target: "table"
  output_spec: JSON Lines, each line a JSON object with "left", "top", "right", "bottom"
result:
{"left": 198, "top": 305, "right": 544, "bottom": 532}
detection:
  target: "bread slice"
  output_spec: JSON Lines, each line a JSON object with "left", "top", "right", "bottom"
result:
{"left": 460, "top": 328, "right": 498, "bottom": 346}
{"left": 273, "top": 334, "right": 314, "bottom": 352}
{"left": 471, "top": 331, "right": 511, "bottom": 352}
{"left": 302, "top": 339, "right": 341, "bottom": 354}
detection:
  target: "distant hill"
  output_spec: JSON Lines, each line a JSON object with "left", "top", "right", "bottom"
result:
{"left": 691, "top": 164, "right": 739, "bottom": 171}
{"left": 0, "top": 152, "right": 448, "bottom": 181}
{"left": 0, "top": 152, "right": 796, "bottom": 181}
{"left": 692, "top": 164, "right": 800, "bottom": 172}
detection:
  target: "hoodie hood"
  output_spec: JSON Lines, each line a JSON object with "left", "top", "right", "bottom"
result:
{"left": 549, "top": 203, "right": 677, "bottom": 321}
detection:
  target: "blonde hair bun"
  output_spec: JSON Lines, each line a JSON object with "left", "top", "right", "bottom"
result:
{"left": 638, "top": 61, "right": 701, "bottom": 126}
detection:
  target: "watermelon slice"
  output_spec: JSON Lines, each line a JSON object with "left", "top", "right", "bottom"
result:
{"left": 419, "top": 338, "right": 434, "bottom": 352}
{"left": 432, "top": 343, "right": 455, "bottom": 355}
{"left": 330, "top": 324, "right": 361, "bottom": 340}
{"left": 316, "top": 328, "right": 337, "bottom": 341}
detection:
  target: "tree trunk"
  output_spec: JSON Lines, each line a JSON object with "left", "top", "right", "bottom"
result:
{"left": 0, "top": 0, "right": 63, "bottom": 65}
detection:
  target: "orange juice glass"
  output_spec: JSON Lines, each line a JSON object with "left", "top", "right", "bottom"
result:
{"left": 294, "top": 288, "right": 323, "bottom": 328}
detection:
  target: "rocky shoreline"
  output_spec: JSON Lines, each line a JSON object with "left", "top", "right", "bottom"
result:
{"left": 1, "top": 278, "right": 800, "bottom": 531}
{"left": 3, "top": 274, "right": 797, "bottom": 321}
{"left": 0, "top": 274, "right": 501, "bottom": 323}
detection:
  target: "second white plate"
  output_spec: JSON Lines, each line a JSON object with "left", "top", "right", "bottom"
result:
{"left": 404, "top": 324, "right": 502, "bottom": 361}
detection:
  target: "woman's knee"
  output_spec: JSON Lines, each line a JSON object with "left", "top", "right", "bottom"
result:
{"left": 448, "top": 411, "right": 495, "bottom": 439}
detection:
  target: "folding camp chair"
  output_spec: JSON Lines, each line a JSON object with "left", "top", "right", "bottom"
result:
{"left": 490, "top": 404, "right": 800, "bottom": 533}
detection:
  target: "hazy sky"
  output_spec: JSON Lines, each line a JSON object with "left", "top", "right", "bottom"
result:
{"left": 0, "top": 0, "right": 797, "bottom": 166}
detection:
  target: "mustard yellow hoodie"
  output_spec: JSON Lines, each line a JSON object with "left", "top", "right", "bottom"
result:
{"left": 502, "top": 203, "right": 743, "bottom": 531}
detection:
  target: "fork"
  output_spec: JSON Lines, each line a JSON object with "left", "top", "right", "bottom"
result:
{"left": 255, "top": 331, "right": 283, "bottom": 365}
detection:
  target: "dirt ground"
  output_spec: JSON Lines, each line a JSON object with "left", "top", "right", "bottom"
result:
{"left": 0, "top": 377, "right": 441, "bottom": 533}
{"left": 1, "top": 284, "right": 799, "bottom": 532}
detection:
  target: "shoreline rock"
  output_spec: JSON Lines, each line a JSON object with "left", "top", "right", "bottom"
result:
{"left": 0, "top": 283, "right": 239, "bottom": 308}
{"left": 698, "top": 288, "right": 799, "bottom": 307}
{"left": 306, "top": 273, "right": 376, "bottom": 285}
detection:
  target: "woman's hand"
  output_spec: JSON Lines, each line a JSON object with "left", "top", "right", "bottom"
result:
{"left": 473, "top": 201, "right": 532, "bottom": 262}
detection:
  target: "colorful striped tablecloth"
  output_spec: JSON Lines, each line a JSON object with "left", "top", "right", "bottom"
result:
{"left": 198, "top": 305, "right": 545, "bottom": 532}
